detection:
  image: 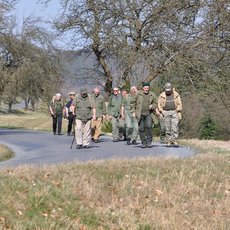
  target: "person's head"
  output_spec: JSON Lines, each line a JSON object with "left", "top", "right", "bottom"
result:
{"left": 142, "top": 82, "right": 150, "bottom": 94}
{"left": 69, "top": 91, "right": 75, "bottom": 99}
{"left": 164, "top": 82, "right": 173, "bottom": 95}
{"left": 121, "top": 89, "right": 127, "bottom": 97}
{"left": 113, "top": 87, "right": 119, "bottom": 96}
{"left": 55, "top": 93, "right": 61, "bottom": 100}
{"left": 130, "top": 86, "right": 138, "bottom": 95}
{"left": 80, "top": 88, "right": 88, "bottom": 98}
{"left": 93, "top": 87, "right": 100, "bottom": 97}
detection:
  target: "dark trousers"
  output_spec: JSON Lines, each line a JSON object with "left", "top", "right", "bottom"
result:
{"left": 67, "top": 114, "right": 75, "bottom": 134}
{"left": 139, "top": 114, "right": 153, "bottom": 144}
{"left": 52, "top": 113, "right": 62, "bottom": 134}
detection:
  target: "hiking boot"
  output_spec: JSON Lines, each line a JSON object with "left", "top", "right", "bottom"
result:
{"left": 76, "top": 145, "right": 82, "bottom": 149}
{"left": 173, "top": 141, "right": 179, "bottom": 147}
{"left": 141, "top": 143, "right": 147, "bottom": 148}
{"left": 132, "top": 140, "right": 137, "bottom": 145}
{"left": 167, "top": 142, "right": 171, "bottom": 147}
{"left": 126, "top": 139, "right": 131, "bottom": 145}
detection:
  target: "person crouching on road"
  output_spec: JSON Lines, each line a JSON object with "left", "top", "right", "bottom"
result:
{"left": 91, "top": 87, "right": 106, "bottom": 143}
{"left": 49, "top": 93, "right": 64, "bottom": 135}
{"left": 65, "top": 91, "right": 76, "bottom": 136}
{"left": 157, "top": 82, "right": 182, "bottom": 147}
{"left": 136, "top": 82, "right": 158, "bottom": 148}
{"left": 75, "top": 88, "right": 96, "bottom": 149}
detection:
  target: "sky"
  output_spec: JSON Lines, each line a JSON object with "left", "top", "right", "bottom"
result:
{"left": 15, "top": 0, "right": 68, "bottom": 48}
{"left": 15, "top": 0, "right": 61, "bottom": 21}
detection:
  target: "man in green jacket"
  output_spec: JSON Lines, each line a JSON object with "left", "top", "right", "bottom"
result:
{"left": 136, "top": 82, "right": 158, "bottom": 148}
{"left": 107, "top": 87, "right": 123, "bottom": 142}
{"left": 91, "top": 87, "right": 106, "bottom": 143}
{"left": 121, "top": 86, "right": 139, "bottom": 145}
{"left": 75, "top": 88, "right": 96, "bottom": 149}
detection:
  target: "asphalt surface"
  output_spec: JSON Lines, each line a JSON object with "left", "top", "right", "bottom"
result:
{"left": 0, "top": 129, "right": 195, "bottom": 167}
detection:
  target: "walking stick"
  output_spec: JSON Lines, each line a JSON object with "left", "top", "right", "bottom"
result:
{"left": 70, "top": 117, "right": 76, "bottom": 149}
{"left": 70, "top": 132, "right": 75, "bottom": 149}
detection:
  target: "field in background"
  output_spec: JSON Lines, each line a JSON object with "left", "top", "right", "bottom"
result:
{"left": 0, "top": 109, "right": 68, "bottom": 133}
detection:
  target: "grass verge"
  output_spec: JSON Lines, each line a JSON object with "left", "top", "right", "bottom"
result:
{"left": 0, "top": 144, "right": 14, "bottom": 162}
{"left": 0, "top": 141, "right": 229, "bottom": 229}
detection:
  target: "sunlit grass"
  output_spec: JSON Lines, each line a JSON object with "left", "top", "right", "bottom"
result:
{"left": 0, "top": 144, "right": 229, "bottom": 229}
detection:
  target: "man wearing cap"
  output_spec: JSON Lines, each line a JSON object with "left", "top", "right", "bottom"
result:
{"left": 75, "top": 88, "right": 96, "bottom": 149}
{"left": 136, "top": 82, "right": 158, "bottom": 148}
{"left": 65, "top": 91, "right": 76, "bottom": 136}
{"left": 158, "top": 82, "right": 182, "bottom": 147}
{"left": 49, "top": 93, "right": 65, "bottom": 135}
{"left": 91, "top": 87, "right": 106, "bottom": 143}
{"left": 107, "top": 87, "right": 123, "bottom": 142}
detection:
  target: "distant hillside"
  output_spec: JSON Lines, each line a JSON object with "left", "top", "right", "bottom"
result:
{"left": 58, "top": 51, "right": 105, "bottom": 95}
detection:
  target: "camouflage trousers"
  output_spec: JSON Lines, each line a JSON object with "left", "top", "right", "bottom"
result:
{"left": 163, "top": 110, "right": 179, "bottom": 142}
{"left": 125, "top": 111, "right": 138, "bottom": 141}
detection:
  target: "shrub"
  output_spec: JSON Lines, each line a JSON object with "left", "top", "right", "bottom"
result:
{"left": 199, "top": 115, "right": 217, "bottom": 140}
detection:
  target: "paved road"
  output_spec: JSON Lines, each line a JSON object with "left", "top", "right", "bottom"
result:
{"left": 0, "top": 129, "right": 195, "bottom": 167}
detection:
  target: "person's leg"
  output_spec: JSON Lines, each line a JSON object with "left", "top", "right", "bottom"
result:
{"left": 83, "top": 120, "right": 92, "bottom": 147}
{"left": 91, "top": 119, "right": 96, "bottom": 140}
{"left": 75, "top": 119, "right": 83, "bottom": 147}
{"left": 67, "top": 114, "right": 74, "bottom": 135}
{"left": 94, "top": 118, "right": 102, "bottom": 141}
{"left": 159, "top": 115, "right": 166, "bottom": 143}
{"left": 131, "top": 117, "right": 139, "bottom": 143}
{"left": 145, "top": 114, "right": 153, "bottom": 146}
{"left": 164, "top": 111, "right": 172, "bottom": 145}
{"left": 52, "top": 115, "right": 57, "bottom": 134}
{"left": 125, "top": 113, "right": 132, "bottom": 144}
{"left": 112, "top": 116, "right": 119, "bottom": 141}
{"left": 139, "top": 116, "right": 147, "bottom": 145}
{"left": 57, "top": 114, "right": 63, "bottom": 135}
{"left": 118, "top": 117, "right": 125, "bottom": 140}
{"left": 171, "top": 111, "right": 179, "bottom": 144}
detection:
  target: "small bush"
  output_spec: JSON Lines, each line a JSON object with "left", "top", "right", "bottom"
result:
{"left": 199, "top": 115, "right": 217, "bottom": 140}
{"left": 101, "top": 120, "right": 112, "bottom": 133}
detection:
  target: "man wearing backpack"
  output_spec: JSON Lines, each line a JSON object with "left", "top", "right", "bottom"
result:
{"left": 158, "top": 82, "right": 182, "bottom": 147}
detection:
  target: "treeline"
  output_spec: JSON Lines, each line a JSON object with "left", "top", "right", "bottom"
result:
{"left": 0, "top": 0, "right": 229, "bottom": 139}
{"left": 0, "top": 0, "right": 62, "bottom": 111}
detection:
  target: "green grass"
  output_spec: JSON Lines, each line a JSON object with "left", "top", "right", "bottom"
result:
{"left": 0, "top": 144, "right": 14, "bottom": 162}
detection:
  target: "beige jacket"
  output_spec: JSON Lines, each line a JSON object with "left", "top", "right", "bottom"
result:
{"left": 158, "top": 90, "right": 182, "bottom": 113}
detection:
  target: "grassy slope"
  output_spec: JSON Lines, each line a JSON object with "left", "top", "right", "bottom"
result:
{"left": 0, "top": 111, "right": 229, "bottom": 229}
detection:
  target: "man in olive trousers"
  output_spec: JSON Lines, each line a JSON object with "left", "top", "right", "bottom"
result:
{"left": 107, "top": 87, "right": 123, "bottom": 142}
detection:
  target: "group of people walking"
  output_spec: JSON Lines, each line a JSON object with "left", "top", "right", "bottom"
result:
{"left": 49, "top": 82, "right": 182, "bottom": 149}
